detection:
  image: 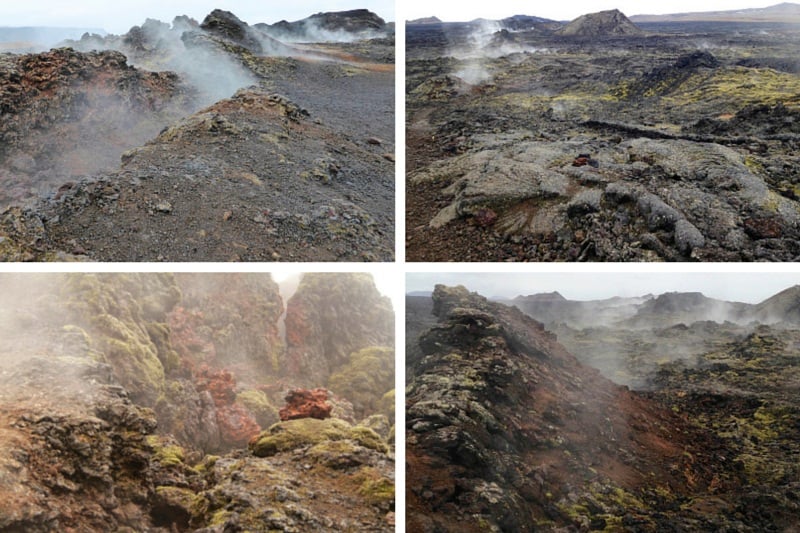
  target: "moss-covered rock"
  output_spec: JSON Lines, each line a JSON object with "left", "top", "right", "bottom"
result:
{"left": 236, "top": 389, "right": 279, "bottom": 428}
{"left": 283, "top": 273, "right": 394, "bottom": 387}
{"left": 59, "top": 273, "right": 183, "bottom": 405}
{"left": 377, "top": 388, "right": 395, "bottom": 420}
{"left": 146, "top": 435, "right": 187, "bottom": 467}
{"left": 327, "top": 346, "right": 394, "bottom": 420}
{"left": 248, "top": 417, "right": 389, "bottom": 457}
{"left": 359, "top": 413, "right": 392, "bottom": 440}
{"left": 357, "top": 467, "right": 395, "bottom": 507}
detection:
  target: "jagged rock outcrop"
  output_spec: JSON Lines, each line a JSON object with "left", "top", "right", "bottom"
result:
{"left": 279, "top": 388, "right": 333, "bottom": 421}
{"left": 0, "top": 272, "right": 395, "bottom": 531}
{"left": 407, "top": 285, "right": 737, "bottom": 531}
{"left": 171, "top": 273, "right": 284, "bottom": 377}
{"left": 557, "top": 9, "right": 644, "bottom": 37}
{"left": 284, "top": 273, "right": 394, "bottom": 387}
{"left": 0, "top": 48, "right": 193, "bottom": 208}
{"left": 199, "top": 9, "right": 264, "bottom": 52}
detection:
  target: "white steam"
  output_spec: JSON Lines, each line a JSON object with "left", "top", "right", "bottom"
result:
{"left": 447, "top": 21, "right": 551, "bottom": 86}
{"left": 259, "top": 21, "right": 387, "bottom": 44}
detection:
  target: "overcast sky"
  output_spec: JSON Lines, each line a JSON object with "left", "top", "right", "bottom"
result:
{"left": 1, "top": 1, "right": 394, "bottom": 34}
{"left": 404, "top": 0, "right": 789, "bottom": 22}
{"left": 406, "top": 272, "right": 800, "bottom": 304}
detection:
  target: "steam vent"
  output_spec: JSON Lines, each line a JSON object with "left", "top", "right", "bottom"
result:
{"left": 0, "top": 272, "right": 395, "bottom": 531}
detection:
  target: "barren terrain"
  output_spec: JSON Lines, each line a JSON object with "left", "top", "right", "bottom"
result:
{"left": 0, "top": 9, "right": 394, "bottom": 261}
{"left": 407, "top": 8, "right": 800, "bottom": 261}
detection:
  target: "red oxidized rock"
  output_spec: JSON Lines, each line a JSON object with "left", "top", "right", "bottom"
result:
{"left": 195, "top": 364, "right": 260, "bottom": 447}
{"left": 279, "top": 388, "right": 333, "bottom": 421}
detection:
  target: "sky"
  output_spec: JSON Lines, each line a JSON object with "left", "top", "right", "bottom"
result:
{"left": 403, "top": 0, "right": 790, "bottom": 22}
{"left": 0, "top": 1, "right": 395, "bottom": 34}
{"left": 406, "top": 272, "right": 800, "bottom": 304}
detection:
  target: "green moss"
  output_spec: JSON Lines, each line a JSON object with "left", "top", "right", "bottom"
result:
{"left": 248, "top": 418, "right": 389, "bottom": 457}
{"left": 350, "top": 425, "right": 390, "bottom": 453}
{"left": 327, "top": 346, "right": 394, "bottom": 419}
{"left": 147, "top": 435, "right": 186, "bottom": 467}
{"left": 377, "top": 389, "right": 395, "bottom": 421}
{"left": 663, "top": 67, "right": 800, "bottom": 110}
{"left": 236, "top": 389, "right": 279, "bottom": 428}
{"left": 154, "top": 485, "right": 197, "bottom": 510}
{"left": 59, "top": 274, "right": 182, "bottom": 405}
{"left": 209, "top": 509, "right": 232, "bottom": 527}
{"left": 193, "top": 455, "right": 220, "bottom": 474}
{"left": 358, "top": 475, "right": 394, "bottom": 505}
{"left": 145, "top": 322, "right": 181, "bottom": 374}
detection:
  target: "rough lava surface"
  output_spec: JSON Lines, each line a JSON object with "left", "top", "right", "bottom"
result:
{"left": 407, "top": 8, "right": 800, "bottom": 261}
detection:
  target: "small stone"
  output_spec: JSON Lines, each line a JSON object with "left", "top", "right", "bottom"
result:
{"left": 367, "top": 137, "right": 383, "bottom": 145}
{"left": 155, "top": 201, "right": 172, "bottom": 213}
{"left": 223, "top": 211, "right": 232, "bottom": 221}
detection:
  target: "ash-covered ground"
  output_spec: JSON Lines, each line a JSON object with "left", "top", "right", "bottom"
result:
{"left": 407, "top": 8, "right": 800, "bottom": 261}
{"left": 0, "top": 9, "right": 394, "bottom": 261}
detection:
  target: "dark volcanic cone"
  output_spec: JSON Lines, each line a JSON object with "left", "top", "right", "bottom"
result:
{"left": 407, "top": 285, "right": 738, "bottom": 531}
{"left": 557, "top": 9, "right": 644, "bottom": 37}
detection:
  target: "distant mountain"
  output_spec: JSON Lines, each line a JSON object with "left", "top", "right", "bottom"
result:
{"left": 407, "top": 16, "right": 442, "bottom": 25}
{"left": 504, "top": 286, "right": 800, "bottom": 329}
{"left": 628, "top": 291, "right": 750, "bottom": 326}
{"left": 502, "top": 292, "right": 652, "bottom": 328}
{"left": 631, "top": 2, "right": 800, "bottom": 23}
{"left": 752, "top": 284, "right": 800, "bottom": 323}
{"left": 499, "top": 14, "right": 559, "bottom": 31}
{"left": 0, "top": 27, "right": 107, "bottom": 50}
{"left": 557, "top": 9, "right": 645, "bottom": 36}
{"left": 257, "top": 9, "right": 389, "bottom": 41}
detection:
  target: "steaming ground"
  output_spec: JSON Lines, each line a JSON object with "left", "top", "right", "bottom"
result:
{"left": 0, "top": 9, "right": 394, "bottom": 261}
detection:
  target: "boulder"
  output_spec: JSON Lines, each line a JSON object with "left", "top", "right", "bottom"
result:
{"left": 279, "top": 388, "right": 333, "bottom": 421}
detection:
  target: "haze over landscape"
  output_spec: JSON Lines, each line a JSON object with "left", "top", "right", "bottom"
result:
{"left": 1, "top": 0, "right": 394, "bottom": 34}
{"left": 407, "top": 272, "right": 800, "bottom": 303}
{"left": 405, "top": 0, "right": 788, "bottom": 22}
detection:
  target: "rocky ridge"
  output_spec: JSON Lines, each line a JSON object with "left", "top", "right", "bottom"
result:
{"left": 407, "top": 285, "right": 800, "bottom": 530}
{"left": 407, "top": 285, "right": 738, "bottom": 531}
